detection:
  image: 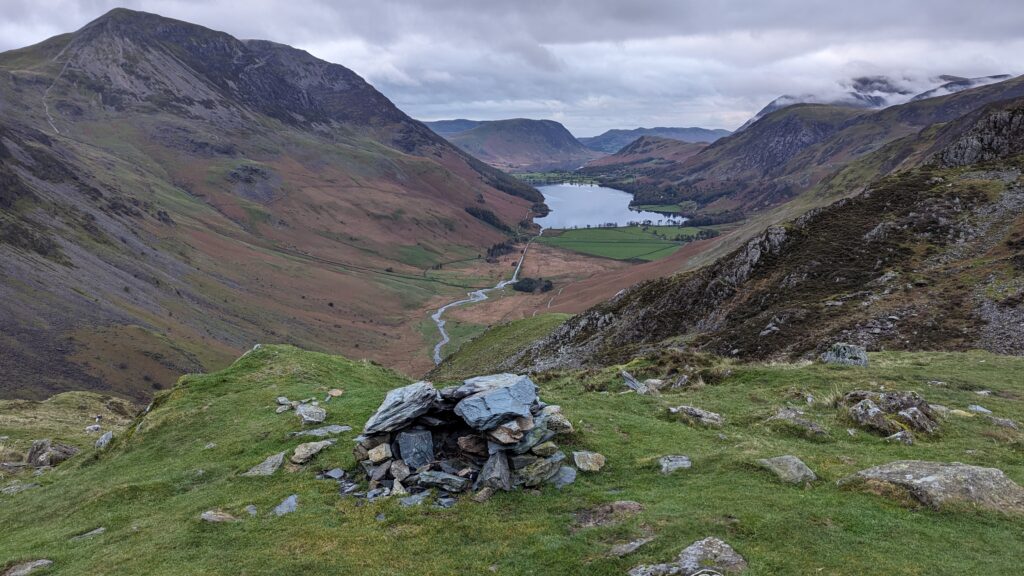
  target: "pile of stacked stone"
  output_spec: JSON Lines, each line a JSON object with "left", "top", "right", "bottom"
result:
{"left": 352, "top": 373, "right": 578, "bottom": 504}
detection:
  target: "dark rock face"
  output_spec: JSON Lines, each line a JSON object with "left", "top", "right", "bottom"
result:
{"left": 820, "top": 343, "right": 868, "bottom": 367}
{"left": 938, "top": 103, "right": 1024, "bottom": 167}
{"left": 838, "top": 460, "right": 1024, "bottom": 513}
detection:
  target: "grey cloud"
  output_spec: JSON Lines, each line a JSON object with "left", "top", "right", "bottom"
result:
{"left": 0, "top": 1, "right": 1022, "bottom": 134}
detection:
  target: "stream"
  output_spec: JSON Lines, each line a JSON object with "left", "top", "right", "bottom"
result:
{"left": 430, "top": 240, "right": 532, "bottom": 365}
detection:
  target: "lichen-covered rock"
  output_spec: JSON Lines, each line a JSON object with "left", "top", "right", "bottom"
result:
{"left": 897, "top": 407, "right": 938, "bottom": 433}
{"left": 659, "top": 455, "right": 692, "bottom": 474}
{"left": 295, "top": 403, "right": 326, "bottom": 425}
{"left": 669, "top": 405, "right": 723, "bottom": 428}
{"left": 27, "top": 439, "right": 79, "bottom": 467}
{"left": 629, "top": 537, "right": 747, "bottom": 575}
{"left": 838, "top": 460, "right": 1024, "bottom": 513}
{"left": 820, "top": 342, "right": 868, "bottom": 366}
{"left": 291, "top": 440, "right": 334, "bottom": 464}
{"left": 363, "top": 381, "right": 439, "bottom": 434}
{"left": 757, "top": 455, "right": 816, "bottom": 484}
{"left": 767, "top": 407, "right": 828, "bottom": 438}
{"left": 573, "top": 450, "right": 606, "bottom": 472}
{"left": 848, "top": 399, "right": 903, "bottom": 435}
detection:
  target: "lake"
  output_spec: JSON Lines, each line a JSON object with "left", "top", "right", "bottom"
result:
{"left": 534, "top": 183, "right": 684, "bottom": 230}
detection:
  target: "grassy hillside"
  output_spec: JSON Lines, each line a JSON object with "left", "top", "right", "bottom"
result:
{"left": 537, "top": 226, "right": 715, "bottom": 261}
{"left": 429, "top": 314, "right": 571, "bottom": 380}
{"left": 3, "top": 345, "right": 1023, "bottom": 575}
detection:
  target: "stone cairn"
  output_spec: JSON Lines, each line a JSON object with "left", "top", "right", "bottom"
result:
{"left": 352, "top": 373, "right": 578, "bottom": 505}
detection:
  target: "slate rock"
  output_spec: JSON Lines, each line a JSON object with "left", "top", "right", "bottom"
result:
{"left": 289, "top": 424, "right": 351, "bottom": 438}
{"left": 400, "top": 491, "right": 431, "bottom": 507}
{"left": 669, "top": 405, "right": 723, "bottom": 427}
{"left": 69, "top": 527, "right": 106, "bottom": 541}
{"left": 273, "top": 494, "right": 298, "bottom": 516}
{"left": 95, "top": 431, "right": 113, "bottom": 450}
{"left": 435, "top": 496, "right": 457, "bottom": 509}
{"left": 968, "top": 404, "right": 993, "bottom": 414}
{"left": 2, "top": 560, "right": 53, "bottom": 576}
{"left": 418, "top": 470, "right": 470, "bottom": 492}
{"left": 295, "top": 403, "right": 327, "bottom": 425}
{"left": 275, "top": 405, "right": 291, "bottom": 414}
{"left": 757, "top": 455, "right": 816, "bottom": 484}
{"left": 478, "top": 450, "right": 512, "bottom": 491}
{"left": 518, "top": 452, "right": 564, "bottom": 487}
{"left": 291, "top": 440, "right": 334, "bottom": 464}
{"left": 457, "top": 435, "right": 488, "bottom": 456}
{"left": 85, "top": 424, "right": 101, "bottom": 434}
{"left": 454, "top": 373, "right": 530, "bottom": 398}
{"left": 454, "top": 375, "right": 537, "bottom": 430}
{"left": 242, "top": 451, "right": 285, "bottom": 476}
{"left": 363, "top": 381, "right": 440, "bottom": 434}
{"left": 838, "top": 460, "right": 1024, "bottom": 512}
{"left": 397, "top": 429, "right": 434, "bottom": 469}
{"left": 545, "top": 412, "right": 574, "bottom": 434}
{"left": 820, "top": 342, "right": 868, "bottom": 367}
{"left": 550, "top": 466, "right": 577, "bottom": 489}
{"left": 659, "top": 455, "right": 692, "bottom": 474}
{"left": 321, "top": 468, "right": 346, "bottom": 480}
{"left": 276, "top": 396, "right": 290, "bottom": 405}
{"left": 200, "top": 510, "right": 238, "bottom": 523}
{"left": 573, "top": 451, "right": 606, "bottom": 472}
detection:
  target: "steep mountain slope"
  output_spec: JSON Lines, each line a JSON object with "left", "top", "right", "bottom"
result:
{"left": 426, "top": 118, "right": 604, "bottom": 172}
{"left": 578, "top": 127, "right": 730, "bottom": 153}
{"left": 0, "top": 9, "right": 542, "bottom": 401}
{"left": 599, "top": 75, "right": 1024, "bottom": 218}
{"left": 510, "top": 100, "right": 1024, "bottom": 371}
{"left": 579, "top": 136, "right": 706, "bottom": 192}
{"left": 423, "top": 119, "right": 482, "bottom": 137}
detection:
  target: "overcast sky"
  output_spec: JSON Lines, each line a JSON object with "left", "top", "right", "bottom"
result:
{"left": 2, "top": 1, "right": 1023, "bottom": 135}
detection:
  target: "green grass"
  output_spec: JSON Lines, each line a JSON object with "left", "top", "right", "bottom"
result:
{"left": 537, "top": 225, "right": 706, "bottom": 261}
{"left": 430, "top": 314, "right": 571, "bottom": 380}
{"left": 2, "top": 347, "right": 1024, "bottom": 575}
{"left": 632, "top": 204, "right": 683, "bottom": 213}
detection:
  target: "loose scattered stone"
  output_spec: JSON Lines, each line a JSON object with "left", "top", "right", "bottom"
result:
{"left": 1, "top": 482, "right": 39, "bottom": 495}
{"left": 886, "top": 430, "right": 914, "bottom": 445}
{"left": 659, "top": 455, "right": 692, "bottom": 474}
{"left": 245, "top": 505, "right": 258, "bottom": 517}
{"left": 669, "top": 405, "right": 723, "bottom": 428}
{"left": 472, "top": 486, "right": 495, "bottom": 502}
{"left": 609, "top": 537, "right": 654, "bottom": 558}
{"left": 363, "top": 381, "right": 440, "bottom": 434}
{"left": 400, "top": 491, "right": 431, "bottom": 507}
{"left": 27, "top": 439, "right": 79, "bottom": 467}
{"left": 290, "top": 424, "right": 351, "bottom": 438}
{"left": 275, "top": 405, "right": 291, "bottom": 414}
{"left": 273, "top": 494, "right": 298, "bottom": 516}
{"left": 629, "top": 537, "right": 747, "bottom": 576}
{"left": 327, "top": 388, "right": 344, "bottom": 398}
{"left": 841, "top": 391, "right": 939, "bottom": 435}
{"left": 621, "top": 370, "right": 650, "bottom": 394}
{"left": 820, "top": 342, "right": 869, "bottom": 367}
{"left": 968, "top": 404, "right": 993, "bottom": 414}
{"left": 418, "top": 470, "right": 470, "bottom": 492}
{"left": 85, "top": 424, "right": 101, "bottom": 434}
{"left": 573, "top": 451, "right": 606, "bottom": 472}
{"left": 200, "top": 510, "right": 238, "bottom": 523}
{"left": 69, "top": 527, "right": 106, "bottom": 541}
{"left": 838, "top": 460, "right": 1024, "bottom": 512}
{"left": 277, "top": 397, "right": 290, "bottom": 405}
{"left": 95, "top": 431, "right": 113, "bottom": 450}
{"left": 551, "top": 466, "right": 577, "bottom": 489}
{"left": 989, "top": 416, "right": 1019, "bottom": 430}
{"left": 295, "top": 403, "right": 327, "bottom": 425}
{"left": 320, "top": 468, "right": 346, "bottom": 480}
{"left": 435, "top": 496, "right": 457, "bottom": 509}
{"left": 242, "top": 452, "right": 286, "bottom": 477}
{"left": 291, "top": 440, "right": 334, "bottom": 464}
{"left": 2, "top": 560, "right": 53, "bottom": 576}
{"left": 757, "top": 455, "right": 816, "bottom": 484}
{"left": 204, "top": 442, "right": 217, "bottom": 449}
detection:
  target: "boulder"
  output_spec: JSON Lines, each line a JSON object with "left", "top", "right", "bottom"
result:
{"left": 546, "top": 412, "right": 574, "bottom": 434}
{"left": 767, "top": 407, "right": 828, "bottom": 438}
{"left": 363, "top": 381, "right": 440, "bottom": 434}
{"left": 838, "top": 460, "right": 1024, "bottom": 512}
{"left": 454, "top": 375, "right": 537, "bottom": 430}
{"left": 2, "top": 560, "right": 53, "bottom": 576}
{"left": 551, "top": 466, "right": 577, "bottom": 489}
{"left": 418, "top": 470, "right": 470, "bottom": 492}
{"left": 397, "top": 429, "right": 434, "bottom": 469}
{"left": 897, "top": 407, "right": 938, "bottom": 433}
{"left": 990, "top": 416, "right": 1019, "bottom": 430}
{"left": 26, "top": 439, "right": 79, "bottom": 468}
{"left": 289, "top": 424, "right": 351, "bottom": 438}
{"left": 848, "top": 399, "right": 902, "bottom": 435}
{"left": 242, "top": 451, "right": 285, "bottom": 476}
{"left": 659, "top": 455, "right": 692, "bottom": 474}
{"left": 669, "top": 405, "right": 723, "bottom": 428}
{"left": 291, "top": 440, "right": 334, "bottom": 464}
{"left": 200, "top": 510, "right": 238, "bottom": 523}
{"left": 629, "top": 537, "right": 747, "bottom": 576}
{"left": 820, "top": 342, "right": 868, "bottom": 367}
{"left": 757, "top": 455, "right": 816, "bottom": 484}
{"left": 573, "top": 451, "right": 606, "bottom": 472}
{"left": 95, "top": 431, "right": 113, "bottom": 450}
{"left": 295, "top": 404, "right": 327, "bottom": 425}
{"left": 273, "top": 494, "right": 298, "bottom": 516}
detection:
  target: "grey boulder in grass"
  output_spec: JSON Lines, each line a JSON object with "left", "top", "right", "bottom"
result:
{"left": 630, "top": 537, "right": 748, "bottom": 575}
{"left": 757, "top": 455, "right": 817, "bottom": 484}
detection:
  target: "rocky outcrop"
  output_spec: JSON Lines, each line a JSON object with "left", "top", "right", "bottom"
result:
{"left": 938, "top": 103, "right": 1024, "bottom": 167}
{"left": 630, "top": 537, "right": 747, "bottom": 575}
{"left": 838, "top": 461, "right": 1024, "bottom": 513}
{"left": 26, "top": 439, "right": 79, "bottom": 468}
{"left": 820, "top": 343, "right": 868, "bottom": 366}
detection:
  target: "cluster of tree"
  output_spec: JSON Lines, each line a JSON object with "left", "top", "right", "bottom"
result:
{"left": 681, "top": 210, "right": 745, "bottom": 226}
{"left": 465, "top": 207, "right": 512, "bottom": 232}
{"left": 512, "top": 277, "right": 554, "bottom": 293}
{"left": 486, "top": 242, "right": 516, "bottom": 259}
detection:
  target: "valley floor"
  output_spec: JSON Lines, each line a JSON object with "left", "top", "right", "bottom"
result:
{"left": 2, "top": 346, "right": 1023, "bottom": 575}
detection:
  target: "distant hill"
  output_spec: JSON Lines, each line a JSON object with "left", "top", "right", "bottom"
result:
{"left": 580, "top": 136, "right": 707, "bottom": 189}
{"left": 579, "top": 127, "right": 731, "bottom": 153}
{"left": 424, "top": 118, "right": 604, "bottom": 172}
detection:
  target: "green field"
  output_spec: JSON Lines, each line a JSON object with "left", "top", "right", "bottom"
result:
{"left": 3, "top": 346, "right": 1023, "bottom": 575}
{"left": 631, "top": 204, "right": 683, "bottom": 213}
{"left": 537, "top": 225, "right": 709, "bottom": 261}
